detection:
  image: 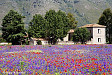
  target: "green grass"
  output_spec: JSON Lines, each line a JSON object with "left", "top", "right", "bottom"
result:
{"left": 26, "top": 50, "right": 43, "bottom": 53}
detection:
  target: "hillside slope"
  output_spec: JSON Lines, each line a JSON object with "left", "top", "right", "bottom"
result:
{"left": 0, "top": 0, "right": 112, "bottom": 28}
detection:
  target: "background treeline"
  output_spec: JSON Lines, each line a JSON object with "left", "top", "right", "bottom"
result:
{"left": 1, "top": 9, "right": 78, "bottom": 45}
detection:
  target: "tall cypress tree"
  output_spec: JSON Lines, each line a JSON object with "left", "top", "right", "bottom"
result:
{"left": 98, "top": 8, "right": 112, "bottom": 44}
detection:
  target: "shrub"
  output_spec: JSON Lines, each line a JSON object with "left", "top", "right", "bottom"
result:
{"left": 37, "top": 40, "right": 42, "bottom": 45}
{"left": 0, "top": 38, "right": 6, "bottom": 43}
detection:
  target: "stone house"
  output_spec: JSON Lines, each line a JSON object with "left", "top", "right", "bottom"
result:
{"left": 80, "top": 24, "right": 106, "bottom": 44}
{"left": 57, "top": 24, "right": 106, "bottom": 44}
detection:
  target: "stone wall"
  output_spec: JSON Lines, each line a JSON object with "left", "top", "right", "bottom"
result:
{"left": 57, "top": 41, "right": 74, "bottom": 45}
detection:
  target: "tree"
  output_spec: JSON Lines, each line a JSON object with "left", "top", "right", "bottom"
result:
{"left": 28, "top": 14, "right": 47, "bottom": 38}
{"left": 45, "top": 10, "right": 73, "bottom": 44}
{"left": 67, "top": 12, "right": 77, "bottom": 29}
{"left": 72, "top": 28, "right": 90, "bottom": 44}
{"left": 98, "top": 8, "right": 112, "bottom": 44}
{"left": 1, "top": 10, "right": 26, "bottom": 45}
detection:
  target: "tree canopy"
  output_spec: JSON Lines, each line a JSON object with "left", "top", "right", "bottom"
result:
{"left": 28, "top": 14, "right": 47, "bottom": 38}
{"left": 28, "top": 10, "right": 77, "bottom": 45}
{"left": 98, "top": 8, "right": 112, "bottom": 43}
{"left": 72, "top": 28, "right": 90, "bottom": 44}
{"left": 44, "top": 10, "right": 75, "bottom": 44}
{"left": 2, "top": 9, "right": 78, "bottom": 45}
{"left": 1, "top": 10, "right": 26, "bottom": 45}
{"left": 67, "top": 12, "right": 77, "bottom": 29}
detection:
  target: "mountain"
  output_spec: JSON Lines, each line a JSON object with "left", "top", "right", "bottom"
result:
{"left": 0, "top": 0, "right": 112, "bottom": 28}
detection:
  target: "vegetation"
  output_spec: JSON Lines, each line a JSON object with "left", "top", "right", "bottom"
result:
{"left": 28, "top": 10, "right": 77, "bottom": 45}
{"left": 28, "top": 14, "right": 47, "bottom": 38}
{"left": 72, "top": 28, "right": 90, "bottom": 44}
{"left": 1, "top": 9, "right": 78, "bottom": 45}
{"left": 0, "top": 38, "right": 6, "bottom": 43}
{"left": 45, "top": 10, "right": 76, "bottom": 44}
{"left": 1, "top": 8, "right": 110, "bottom": 45}
{"left": 1, "top": 10, "right": 26, "bottom": 45}
{"left": 67, "top": 12, "right": 77, "bottom": 29}
{"left": 98, "top": 8, "right": 112, "bottom": 44}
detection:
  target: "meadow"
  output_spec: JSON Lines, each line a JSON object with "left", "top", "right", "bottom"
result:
{"left": 0, "top": 45, "right": 112, "bottom": 75}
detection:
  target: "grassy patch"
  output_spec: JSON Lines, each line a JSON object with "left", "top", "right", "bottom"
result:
{"left": 26, "top": 50, "right": 43, "bottom": 53}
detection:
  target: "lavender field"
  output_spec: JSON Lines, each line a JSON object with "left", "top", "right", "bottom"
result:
{"left": 0, "top": 45, "right": 112, "bottom": 75}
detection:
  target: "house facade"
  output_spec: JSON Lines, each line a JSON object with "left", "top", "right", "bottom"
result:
{"left": 80, "top": 24, "right": 106, "bottom": 44}
{"left": 58, "top": 24, "right": 106, "bottom": 44}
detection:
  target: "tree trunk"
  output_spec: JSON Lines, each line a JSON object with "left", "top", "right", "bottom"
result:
{"left": 81, "top": 41, "right": 84, "bottom": 44}
{"left": 109, "top": 27, "right": 111, "bottom": 44}
{"left": 52, "top": 39, "right": 57, "bottom": 45}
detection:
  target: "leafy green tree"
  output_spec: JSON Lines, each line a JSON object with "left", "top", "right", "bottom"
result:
{"left": 67, "top": 12, "right": 77, "bottom": 29}
{"left": 98, "top": 8, "right": 112, "bottom": 44}
{"left": 72, "top": 28, "right": 90, "bottom": 44}
{"left": 45, "top": 10, "right": 73, "bottom": 44}
{"left": 1, "top": 10, "right": 26, "bottom": 45}
{"left": 28, "top": 14, "right": 47, "bottom": 38}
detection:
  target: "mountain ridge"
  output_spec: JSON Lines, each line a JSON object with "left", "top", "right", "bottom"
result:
{"left": 0, "top": 0, "right": 112, "bottom": 28}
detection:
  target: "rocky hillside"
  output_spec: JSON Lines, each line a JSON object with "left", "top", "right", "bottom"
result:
{"left": 0, "top": 0, "right": 112, "bottom": 28}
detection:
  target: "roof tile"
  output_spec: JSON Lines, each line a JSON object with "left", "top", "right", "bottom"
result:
{"left": 80, "top": 24, "right": 106, "bottom": 28}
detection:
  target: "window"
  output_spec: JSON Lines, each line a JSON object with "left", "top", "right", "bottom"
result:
{"left": 98, "top": 38, "right": 101, "bottom": 42}
{"left": 98, "top": 29, "right": 101, "bottom": 33}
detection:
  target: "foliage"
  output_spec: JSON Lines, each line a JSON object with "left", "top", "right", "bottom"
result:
{"left": 98, "top": 8, "right": 112, "bottom": 44}
{"left": 72, "top": 28, "right": 90, "bottom": 44}
{"left": 45, "top": 10, "right": 74, "bottom": 44}
{"left": 1, "top": 10, "right": 26, "bottom": 45}
{"left": 28, "top": 14, "right": 47, "bottom": 38}
{"left": 67, "top": 12, "right": 77, "bottom": 29}
{"left": 25, "top": 40, "right": 29, "bottom": 45}
{"left": 0, "top": 38, "right": 6, "bottom": 43}
{"left": 37, "top": 40, "right": 42, "bottom": 45}
{"left": 23, "top": 38, "right": 29, "bottom": 45}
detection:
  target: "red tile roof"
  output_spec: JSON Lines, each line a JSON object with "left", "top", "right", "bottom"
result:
{"left": 80, "top": 24, "right": 106, "bottom": 28}
{"left": 32, "top": 38, "right": 48, "bottom": 41}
